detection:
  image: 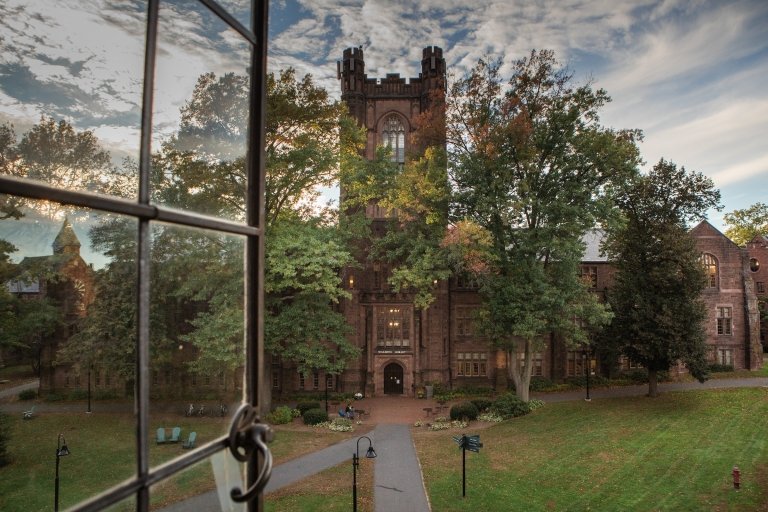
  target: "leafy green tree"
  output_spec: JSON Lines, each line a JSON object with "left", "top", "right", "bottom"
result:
{"left": 602, "top": 159, "right": 722, "bottom": 397}
{"left": 723, "top": 202, "right": 768, "bottom": 246}
{"left": 399, "top": 51, "right": 636, "bottom": 400}
{"left": 67, "top": 69, "right": 359, "bottom": 396}
{"left": 0, "top": 124, "right": 23, "bottom": 220}
{"left": 344, "top": 51, "right": 639, "bottom": 401}
{"left": 56, "top": 218, "right": 139, "bottom": 383}
{"left": 0, "top": 239, "right": 62, "bottom": 373}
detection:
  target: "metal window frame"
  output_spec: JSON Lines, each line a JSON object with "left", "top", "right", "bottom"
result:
{"left": 0, "top": 0, "right": 270, "bottom": 510}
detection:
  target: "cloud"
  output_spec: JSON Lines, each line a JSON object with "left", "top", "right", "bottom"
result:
{"left": 1, "top": 0, "right": 766, "bottom": 228}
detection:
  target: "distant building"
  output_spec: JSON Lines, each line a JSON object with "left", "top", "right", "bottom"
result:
{"left": 7, "top": 218, "right": 95, "bottom": 393}
{"left": 746, "top": 234, "right": 768, "bottom": 349}
{"left": 270, "top": 47, "right": 764, "bottom": 398}
{"left": 691, "top": 221, "right": 762, "bottom": 371}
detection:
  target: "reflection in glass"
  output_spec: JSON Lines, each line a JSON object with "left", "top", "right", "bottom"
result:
{"left": 148, "top": 222, "right": 244, "bottom": 467}
{"left": 153, "top": 1, "right": 251, "bottom": 221}
{"left": 0, "top": 196, "right": 137, "bottom": 509}
{"left": 148, "top": 449, "right": 240, "bottom": 510}
{"left": 0, "top": 2, "right": 144, "bottom": 197}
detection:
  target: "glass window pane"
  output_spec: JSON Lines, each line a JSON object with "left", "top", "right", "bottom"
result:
{"left": 149, "top": 222, "right": 243, "bottom": 461}
{"left": 0, "top": 3, "right": 144, "bottom": 198}
{"left": 152, "top": 1, "right": 251, "bottom": 222}
{"left": 0, "top": 197, "right": 138, "bottom": 509}
{"left": 149, "top": 449, "right": 239, "bottom": 511}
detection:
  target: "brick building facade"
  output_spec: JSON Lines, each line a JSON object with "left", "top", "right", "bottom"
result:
{"left": 746, "top": 234, "right": 768, "bottom": 349}
{"left": 7, "top": 219, "right": 97, "bottom": 393}
{"left": 263, "top": 47, "right": 765, "bottom": 398}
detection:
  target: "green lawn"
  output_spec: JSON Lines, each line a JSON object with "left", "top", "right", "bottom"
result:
{"left": 414, "top": 388, "right": 768, "bottom": 511}
{"left": 265, "top": 458, "right": 375, "bottom": 512}
{"left": 0, "top": 410, "right": 363, "bottom": 511}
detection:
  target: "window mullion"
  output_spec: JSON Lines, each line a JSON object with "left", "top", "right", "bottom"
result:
{"left": 135, "top": 1, "right": 160, "bottom": 509}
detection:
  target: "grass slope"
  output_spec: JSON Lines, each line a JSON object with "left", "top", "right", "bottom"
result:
{"left": 415, "top": 388, "right": 768, "bottom": 511}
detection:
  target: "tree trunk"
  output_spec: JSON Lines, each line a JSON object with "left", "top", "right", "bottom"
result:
{"left": 647, "top": 368, "right": 659, "bottom": 397}
{"left": 516, "top": 339, "right": 534, "bottom": 403}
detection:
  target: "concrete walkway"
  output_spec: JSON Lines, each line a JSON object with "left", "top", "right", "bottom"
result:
{"left": 373, "top": 424, "right": 430, "bottom": 512}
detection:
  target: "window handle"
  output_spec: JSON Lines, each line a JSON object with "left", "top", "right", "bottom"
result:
{"left": 228, "top": 404, "right": 274, "bottom": 503}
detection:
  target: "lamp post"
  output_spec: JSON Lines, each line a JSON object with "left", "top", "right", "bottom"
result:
{"left": 324, "top": 374, "right": 329, "bottom": 413}
{"left": 87, "top": 364, "right": 92, "bottom": 414}
{"left": 352, "top": 435, "right": 377, "bottom": 512}
{"left": 54, "top": 433, "right": 70, "bottom": 512}
{"left": 583, "top": 348, "right": 591, "bottom": 402}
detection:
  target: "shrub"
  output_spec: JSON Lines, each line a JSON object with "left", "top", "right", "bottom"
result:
{"left": 478, "top": 411, "right": 504, "bottom": 423}
{"left": 432, "top": 382, "right": 450, "bottom": 395}
{"left": 68, "top": 389, "right": 89, "bottom": 400}
{"left": 709, "top": 363, "right": 734, "bottom": 373}
{"left": 450, "top": 401, "right": 479, "bottom": 421}
{"left": 302, "top": 408, "right": 328, "bottom": 425}
{"left": 470, "top": 398, "right": 493, "bottom": 412}
{"left": 17, "top": 389, "right": 36, "bottom": 401}
{"left": 0, "top": 412, "right": 10, "bottom": 467}
{"left": 94, "top": 389, "right": 120, "bottom": 400}
{"left": 528, "top": 399, "right": 545, "bottom": 411}
{"left": 455, "top": 386, "right": 495, "bottom": 397}
{"left": 44, "top": 393, "right": 65, "bottom": 402}
{"left": 328, "top": 417, "right": 353, "bottom": 432}
{"left": 491, "top": 393, "right": 531, "bottom": 419}
{"left": 296, "top": 402, "right": 321, "bottom": 415}
{"left": 565, "top": 375, "right": 609, "bottom": 388}
{"left": 266, "top": 406, "right": 294, "bottom": 425}
{"left": 529, "top": 376, "right": 556, "bottom": 392}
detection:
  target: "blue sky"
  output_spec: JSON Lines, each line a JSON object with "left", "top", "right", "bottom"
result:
{"left": 1, "top": 0, "right": 767, "bottom": 238}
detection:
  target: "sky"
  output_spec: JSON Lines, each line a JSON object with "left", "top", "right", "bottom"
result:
{"left": 0, "top": 0, "right": 767, "bottom": 255}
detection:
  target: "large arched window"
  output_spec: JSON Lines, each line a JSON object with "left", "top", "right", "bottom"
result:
{"left": 701, "top": 253, "right": 719, "bottom": 288}
{"left": 381, "top": 114, "right": 406, "bottom": 163}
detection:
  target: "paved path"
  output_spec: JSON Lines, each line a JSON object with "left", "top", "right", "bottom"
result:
{"left": 0, "top": 378, "right": 38, "bottom": 399}
{"left": 373, "top": 424, "right": 430, "bottom": 512}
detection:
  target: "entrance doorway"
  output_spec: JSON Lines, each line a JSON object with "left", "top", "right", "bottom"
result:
{"left": 383, "top": 363, "right": 404, "bottom": 395}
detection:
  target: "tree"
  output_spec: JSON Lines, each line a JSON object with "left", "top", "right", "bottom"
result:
{"left": 602, "top": 159, "right": 722, "bottom": 397}
{"left": 345, "top": 51, "right": 639, "bottom": 401}
{"left": 0, "top": 239, "right": 62, "bottom": 373}
{"left": 445, "top": 51, "right": 639, "bottom": 401}
{"left": 723, "top": 202, "right": 768, "bottom": 246}
{"left": 67, "top": 69, "right": 359, "bottom": 397}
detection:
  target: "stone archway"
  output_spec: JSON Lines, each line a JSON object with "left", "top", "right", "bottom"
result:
{"left": 383, "top": 362, "right": 404, "bottom": 395}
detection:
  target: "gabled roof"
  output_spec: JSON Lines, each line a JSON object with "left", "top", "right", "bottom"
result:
{"left": 6, "top": 279, "right": 40, "bottom": 293}
{"left": 689, "top": 220, "right": 741, "bottom": 249}
{"left": 581, "top": 229, "right": 608, "bottom": 262}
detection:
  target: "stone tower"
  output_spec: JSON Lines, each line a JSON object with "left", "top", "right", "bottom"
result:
{"left": 338, "top": 46, "right": 446, "bottom": 162}
{"left": 337, "top": 46, "right": 450, "bottom": 397}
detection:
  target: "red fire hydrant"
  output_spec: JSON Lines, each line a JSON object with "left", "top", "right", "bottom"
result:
{"left": 732, "top": 465, "right": 741, "bottom": 490}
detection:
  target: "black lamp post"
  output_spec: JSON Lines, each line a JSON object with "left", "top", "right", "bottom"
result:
{"left": 583, "top": 348, "right": 591, "bottom": 402}
{"left": 54, "top": 433, "right": 70, "bottom": 512}
{"left": 325, "top": 374, "right": 329, "bottom": 413}
{"left": 352, "top": 435, "right": 377, "bottom": 512}
{"left": 87, "top": 364, "right": 92, "bottom": 414}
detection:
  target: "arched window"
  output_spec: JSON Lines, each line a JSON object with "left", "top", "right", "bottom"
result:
{"left": 381, "top": 114, "right": 405, "bottom": 163}
{"left": 701, "top": 253, "right": 719, "bottom": 288}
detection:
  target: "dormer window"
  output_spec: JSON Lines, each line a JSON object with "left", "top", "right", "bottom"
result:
{"left": 382, "top": 114, "right": 405, "bottom": 163}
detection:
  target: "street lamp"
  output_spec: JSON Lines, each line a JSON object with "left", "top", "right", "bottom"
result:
{"left": 54, "top": 433, "right": 70, "bottom": 512}
{"left": 352, "top": 435, "right": 377, "bottom": 512}
{"left": 582, "top": 348, "right": 592, "bottom": 402}
{"left": 87, "top": 364, "right": 92, "bottom": 414}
